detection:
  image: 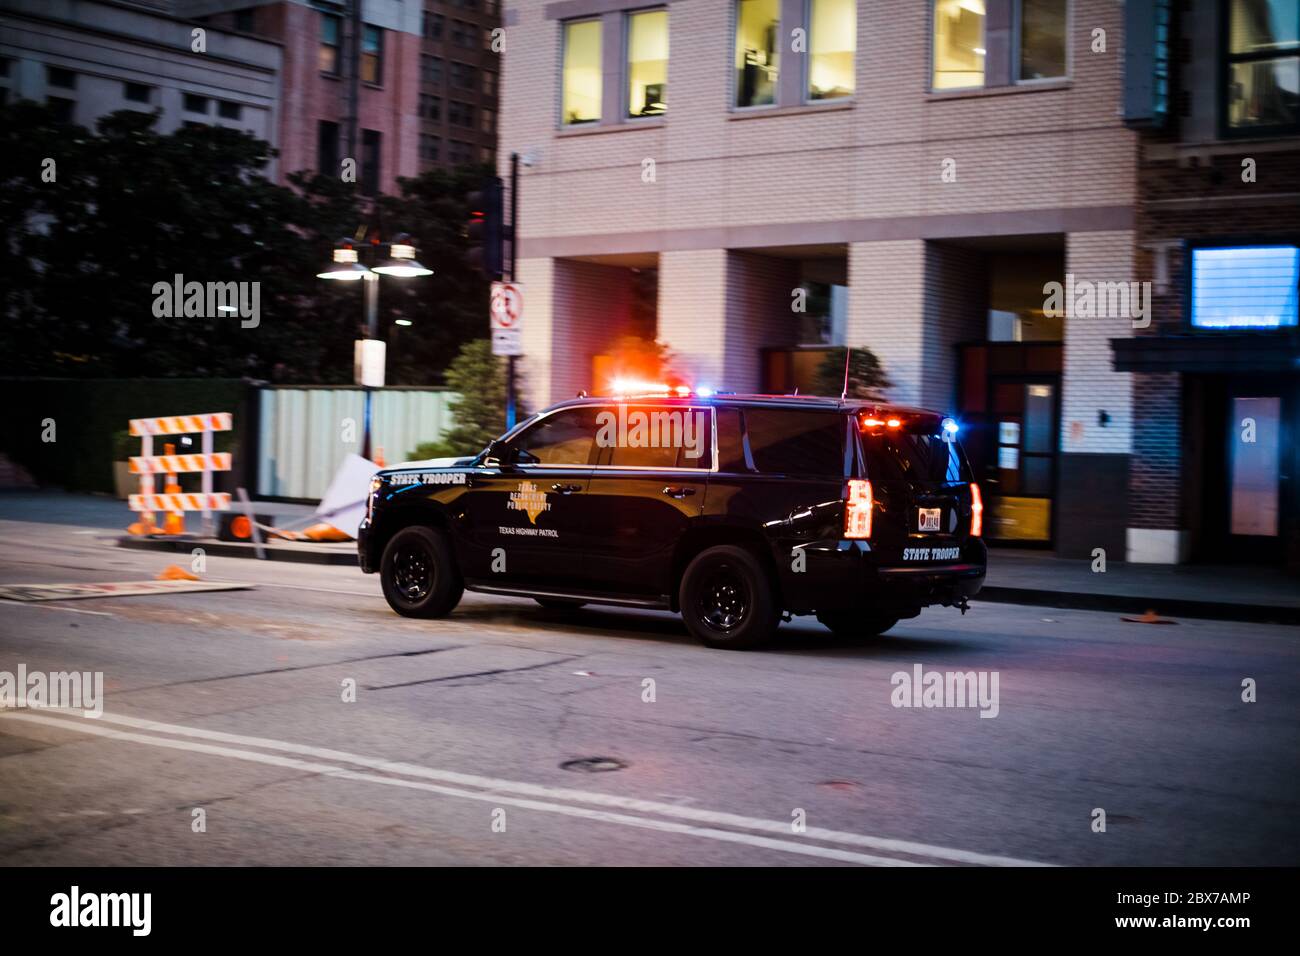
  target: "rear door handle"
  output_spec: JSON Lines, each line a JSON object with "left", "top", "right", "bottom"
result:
{"left": 662, "top": 486, "right": 696, "bottom": 499}
{"left": 551, "top": 483, "right": 582, "bottom": 494}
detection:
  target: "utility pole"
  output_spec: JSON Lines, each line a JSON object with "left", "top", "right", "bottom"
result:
{"left": 362, "top": 271, "right": 378, "bottom": 460}
{"left": 506, "top": 151, "right": 519, "bottom": 429}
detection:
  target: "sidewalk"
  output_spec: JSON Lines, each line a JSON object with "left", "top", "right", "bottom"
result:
{"left": 982, "top": 548, "right": 1300, "bottom": 625}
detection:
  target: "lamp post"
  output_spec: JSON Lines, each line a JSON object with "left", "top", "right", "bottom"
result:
{"left": 318, "top": 234, "right": 432, "bottom": 461}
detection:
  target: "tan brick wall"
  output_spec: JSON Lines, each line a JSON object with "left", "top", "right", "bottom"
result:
{"left": 501, "top": 0, "right": 1135, "bottom": 245}
{"left": 722, "top": 252, "right": 802, "bottom": 393}
{"left": 846, "top": 240, "right": 926, "bottom": 405}
{"left": 658, "top": 249, "right": 728, "bottom": 388}
{"left": 517, "top": 257, "right": 636, "bottom": 410}
{"left": 1061, "top": 230, "right": 1136, "bottom": 455}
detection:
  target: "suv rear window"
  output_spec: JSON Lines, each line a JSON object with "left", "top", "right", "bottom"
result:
{"left": 865, "top": 431, "right": 969, "bottom": 484}
{"left": 744, "top": 409, "right": 844, "bottom": 477}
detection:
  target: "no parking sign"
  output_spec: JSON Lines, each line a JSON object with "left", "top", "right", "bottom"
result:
{"left": 490, "top": 282, "right": 523, "bottom": 356}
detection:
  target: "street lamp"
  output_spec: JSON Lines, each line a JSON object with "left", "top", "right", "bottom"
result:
{"left": 318, "top": 235, "right": 432, "bottom": 460}
{"left": 372, "top": 233, "right": 433, "bottom": 277}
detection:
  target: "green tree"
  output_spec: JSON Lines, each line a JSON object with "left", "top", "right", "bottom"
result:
{"left": 811, "top": 346, "right": 892, "bottom": 400}
{"left": 408, "top": 339, "right": 514, "bottom": 459}
{"left": 0, "top": 104, "right": 365, "bottom": 380}
{"left": 0, "top": 103, "right": 496, "bottom": 385}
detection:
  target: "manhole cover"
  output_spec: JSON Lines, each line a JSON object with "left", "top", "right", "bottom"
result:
{"left": 561, "top": 756, "right": 626, "bottom": 773}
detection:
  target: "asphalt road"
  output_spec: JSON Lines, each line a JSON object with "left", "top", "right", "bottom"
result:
{"left": 0, "top": 514, "right": 1296, "bottom": 867}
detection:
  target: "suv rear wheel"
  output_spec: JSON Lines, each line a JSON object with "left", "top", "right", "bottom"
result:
{"left": 816, "top": 609, "right": 901, "bottom": 638}
{"left": 679, "top": 545, "right": 779, "bottom": 649}
{"left": 380, "top": 526, "right": 464, "bottom": 618}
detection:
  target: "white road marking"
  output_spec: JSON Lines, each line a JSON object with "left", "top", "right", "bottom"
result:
{"left": 0, "top": 710, "right": 918, "bottom": 867}
{"left": 5, "top": 708, "right": 1052, "bottom": 867}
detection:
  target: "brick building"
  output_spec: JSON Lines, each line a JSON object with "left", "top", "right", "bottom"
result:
{"left": 415, "top": 0, "right": 502, "bottom": 171}
{"left": 499, "top": 0, "right": 1145, "bottom": 560}
{"left": 0, "top": 0, "right": 282, "bottom": 178}
{"left": 1114, "top": 0, "right": 1299, "bottom": 568}
{"left": 182, "top": 0, "right": 423, "bottom": 192}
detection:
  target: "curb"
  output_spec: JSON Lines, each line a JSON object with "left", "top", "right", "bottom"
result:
{"left": 115, "top": 535, "right": 358, "bottom": 567}
{"left": 976, "top": 586, "right": 1300, "bottom": 627}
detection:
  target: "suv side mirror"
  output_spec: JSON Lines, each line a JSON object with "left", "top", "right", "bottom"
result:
{"left": 484, "top": 440, "right": 520, "bottom": 469}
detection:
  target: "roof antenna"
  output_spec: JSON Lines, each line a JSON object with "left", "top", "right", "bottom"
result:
{"left": 839, "top": 346, "right": 852, "bottom": 401}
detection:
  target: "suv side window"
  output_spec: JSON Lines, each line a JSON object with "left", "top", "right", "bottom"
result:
{"left": 744, "top": 408, "right": 845, "bottom": 477}
{"left": 510, "top": 407, "right": 599, "bottom": 466}
{"left": 602, "top": 405, "right": 713, "bottom": 469}
{"left": 716, "top": 406, "right": 748, "bottom": 472}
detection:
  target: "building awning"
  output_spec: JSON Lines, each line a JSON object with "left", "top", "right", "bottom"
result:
{"left": 1111, "top": 334, "right": 1300, "bottom": 373}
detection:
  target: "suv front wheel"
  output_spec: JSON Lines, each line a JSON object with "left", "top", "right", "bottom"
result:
{"left": 679, "top": 545, "right": 779, "bottom": 649}
{"left": 380, "top": 525, "right": 464, "bottom": 618}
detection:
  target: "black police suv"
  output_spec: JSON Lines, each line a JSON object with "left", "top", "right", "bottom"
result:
{"left": 358, "top": 392, "right": 986, "bottom": 649}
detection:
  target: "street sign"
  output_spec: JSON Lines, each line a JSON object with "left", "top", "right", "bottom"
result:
{"left": 354, "top": 338, "right": 386, "bottom": 388}
{"left": 490, "top": 281, "right": 523, "bottom": 356}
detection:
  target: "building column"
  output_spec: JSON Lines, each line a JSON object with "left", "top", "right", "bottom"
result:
{"left": 1058, "top": 230, "right": 1140, "bottom": 561}
{"left": 846, "top": 240, "right": 926, "bottom": 405}
{"left": 516, "top": 257, "right": 637, "bottom": 411}
{"left": 722, "top": 251, "right": 801, "bottom": 393}
{"left": 658, "top": 250, "right": 729, "bottom": 387}
{"left": 515, "top": 256, "right": 556, "bottom": 414}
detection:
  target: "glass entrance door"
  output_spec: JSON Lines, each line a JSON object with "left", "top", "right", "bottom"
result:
{"left": 986, "top": 380, "right": 1058, "bottom": 543}
{"left": 1226, "top": 394, "right": 1284, "bottom": 560}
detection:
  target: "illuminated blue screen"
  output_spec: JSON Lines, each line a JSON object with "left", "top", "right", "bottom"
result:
{"left": 1191, "top": 246, "right": 1299, "bottom": 329}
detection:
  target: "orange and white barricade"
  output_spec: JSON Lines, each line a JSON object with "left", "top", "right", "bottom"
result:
{"left": 127, "top": 413, "right": 232, "bottom": 536}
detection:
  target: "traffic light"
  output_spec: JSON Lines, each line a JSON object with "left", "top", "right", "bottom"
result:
{"left": 465, "top": 176, "right": 504, "bottom": 279}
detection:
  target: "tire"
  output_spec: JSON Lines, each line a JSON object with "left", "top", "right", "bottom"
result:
{"left": 380, "top": 525, "right": 464, "bottom": 618}
{"left": 816, "top": 609, "right": 901, "bottom": 638}
{"left": 534, "top": 597, "right": 587, "bottom": 610}
{"left": 679, "top": 545, "right": 779, "bottom": 649}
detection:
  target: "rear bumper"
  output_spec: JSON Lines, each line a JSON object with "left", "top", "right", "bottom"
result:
{"left": 778, "top": 538, "right": 986, "bottom": 613}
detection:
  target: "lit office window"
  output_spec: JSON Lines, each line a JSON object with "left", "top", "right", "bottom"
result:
{"left": 1191, "top": 246, "right": 1300, "bottom": 329}
{"left": 932, "top": 0, "right": 985, "bottom": 89}
{"left": 735, "top": 0, "right": 779, "bottom": 107}
{"left": 1225, "top": 0, "right": 1299, "bottom": 132}
{"left": 627, "top": 9, "right": 668, "bottom": 117}
{"left": 1019, "top": 0, "right": 1067, "bottom": 80}
{"left": 320, "top": 14, "right": 341, "bottom": 75}
{"left": 562, "top": 19, "right": 602, "bottom": 124}
{"left": 808, "top": 0, "right": 855, "bottom": 100}
{"left": 361, "top": 26, "right": 384, "bottom": 84}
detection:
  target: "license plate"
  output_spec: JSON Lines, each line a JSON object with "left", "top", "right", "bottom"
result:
{"left": 918, "top": 507, "right": 942, "bottom": 532}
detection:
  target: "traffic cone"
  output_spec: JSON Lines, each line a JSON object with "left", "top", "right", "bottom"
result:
{"left": 156, "top": 564, "right": 200, "bottom": 581}
{"left": 162, "top": 442, "right": 184, "bottom": 535}
{"left": 374, "top": 446, "right": 386, "bottom": 467}
{"left": 1121, "top": 608, "right": 1178, "bottom": 625}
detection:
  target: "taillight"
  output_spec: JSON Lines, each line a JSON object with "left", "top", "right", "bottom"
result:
{"left": 969, "top": 482, "right": 983, "bottom": 537}
{"left": 845, "top": 479, "right": 873, "bottom": 539}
